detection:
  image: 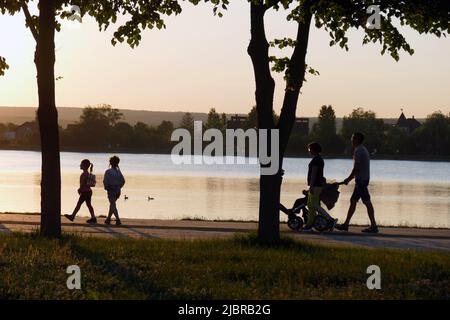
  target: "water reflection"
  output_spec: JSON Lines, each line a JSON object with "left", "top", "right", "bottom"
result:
{"left": 0, "top": 170, "right": 449, "bottom": 228}
{"left": 280, "top": 179, "right": 450, "bottom": 228}
{"left": 0, "top": 151, "right": 449, "bottom": 228}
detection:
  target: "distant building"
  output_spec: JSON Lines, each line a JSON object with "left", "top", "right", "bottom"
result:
{"left": 396, "top": 111, "right": 421, "bottom": 134}
{"left": 292, "top": 117, "right": 310, "bottom": 135}
{"left": 15, "top": 122, "right": 35, "bottom": 140}
{"left": 2, "top": 131, "right": 16, "bottom": 141}
{"left": 1, "top": 122, "right": 37, "bottom": 142}
{"left": 66, "top": 123, "right": 78, "bottom": 130}
{"left": 226, "top": 114, "right": 310, "bottom": 134}
{"left": 227, "top": 114, "right": 248, "bottom": 130}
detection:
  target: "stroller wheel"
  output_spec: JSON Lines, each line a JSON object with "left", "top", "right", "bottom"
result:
{"left": 287, "top": 216, "right": 304, "bottom": 231}
{"left": 313, "top": 215, "right": 329, "bottom": 232}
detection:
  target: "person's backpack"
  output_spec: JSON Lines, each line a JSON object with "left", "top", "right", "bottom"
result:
{"left": 87, "top": 173, "right": 97, "bottom": 187}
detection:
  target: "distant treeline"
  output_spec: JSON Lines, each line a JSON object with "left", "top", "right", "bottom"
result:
{"left": 1, "top": 104, "right": 449, "bottom": 158}
{"left": 288, "top": 106, "right": 450, "bottom": 158}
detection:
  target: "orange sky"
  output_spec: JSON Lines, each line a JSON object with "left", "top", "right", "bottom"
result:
{"left": 0, "top": 1, "right": 449, "bottom": 118}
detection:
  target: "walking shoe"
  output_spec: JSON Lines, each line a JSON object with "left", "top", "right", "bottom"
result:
{"left": 302, "top": 226, "right": 313, "bottom": 232}
{"left": 64, "top": 214, "right": 74, "bottom": 222}
{"left": 335, "top": 224, "right": 349, "bottom": 231}
{"left": 330, "top": 219, "right": 338, "bottom": 232}
{"left": 86, "top": 218, "right": 97, "bottom": 224}
{"left": 362, "top": 226, "right": 379, "bottom": 233}
{"left": 104, "top": 219, "right": 111, "bottom": 225}
{"left": 115, "top": 219, "right": 122, "bottom": 226}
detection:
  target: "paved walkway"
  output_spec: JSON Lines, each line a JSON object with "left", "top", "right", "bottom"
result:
{"left": 1, "top": 214, "right": 449, "bottom": 252}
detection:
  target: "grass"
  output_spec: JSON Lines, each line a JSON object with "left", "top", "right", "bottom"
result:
{"left": 0, "top": 232, "right": 449, "bottom": 300}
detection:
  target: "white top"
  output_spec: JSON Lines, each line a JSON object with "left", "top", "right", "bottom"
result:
{"left": 354, "top": 145, "right": 370, "bottom": 181}
{"left": 103, "top": 168, "right": 125, "bottom": 190}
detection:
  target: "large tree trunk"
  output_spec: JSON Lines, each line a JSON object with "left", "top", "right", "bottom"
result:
{"left": 248, "top": 3, "right": 279, "bottom": 243}
{"left": 248, "top": 2, "right": 312, "bottom": 243}
{"left": 35, "top": 0, "right": 61, "bottom": 237}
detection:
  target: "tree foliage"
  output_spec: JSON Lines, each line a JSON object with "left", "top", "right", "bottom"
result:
{"left": 245, "top": 106, "right": 279, "bottom": 129}
{"left": 0, "top": 56, "right": 8, "bottom": 76}
{"left": 179, "top": 112, "right": 195, "bottom": 132}
{"left": 413, "top": 111, "right": 450, "bottom": 156}
{"left": 341, "top": 107, "right": 387, "bottom": 153}
{"left": 0, "top": 0, "right": 186, "bottom": 76}
{"left": 205, "top": 108, "right": 226, "bottom": 131}
{"left": 60, "top": 105, "right": 175, "bottom": 151}
{"left": 68, "top": 0, "right": 183, "bottom": 47}
{"left": 63, "top": 105, "right": 122, "bottom": 148}
{"left": 310, "top": 105, "right": 343, "bottom": 153}
{"left": 267, "top": 0, "right": 450, "bottom": 79}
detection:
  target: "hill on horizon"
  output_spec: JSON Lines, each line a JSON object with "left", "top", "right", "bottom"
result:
{"left": 0, "top": 106, "right": 406, "bottom": 131}
{"left": 0, "top": 106, "right": 212, "bottom": 128}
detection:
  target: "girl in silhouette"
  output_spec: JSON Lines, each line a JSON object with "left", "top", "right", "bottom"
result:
{"left": 103, "top": 156, "right": 125, "bottom": 226}
{"left": 65, "top": 159, "right": 97, "bottom": 223}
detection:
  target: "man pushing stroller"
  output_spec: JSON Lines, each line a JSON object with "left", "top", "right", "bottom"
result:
{"left": 281, "top": 133, "right": 379, "bottom": 233}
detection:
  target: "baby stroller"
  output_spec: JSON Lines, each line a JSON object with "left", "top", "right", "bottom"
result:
{"left": 280, "top": 182, "right": 343, "bottom": 232}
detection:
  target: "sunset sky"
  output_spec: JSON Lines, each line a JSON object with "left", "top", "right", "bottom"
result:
{"left": 0, "top": 1, "right": 449, "bottom": 118}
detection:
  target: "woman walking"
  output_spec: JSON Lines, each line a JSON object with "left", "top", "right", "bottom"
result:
{"left": 303, "top": 142, "right": 326, "bottom": 231}
{"left": 103, "top": 156, "right": 125, "bottom": 226}
{"left": 64, "top": 159, "right": 97, "bottom": 224}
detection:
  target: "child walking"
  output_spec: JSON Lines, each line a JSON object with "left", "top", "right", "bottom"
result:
{"left": 103, "top": 156, "right": 125, "bottom": 226}
{"left": 65, "top": 159, "right": 97, "bottom": 224}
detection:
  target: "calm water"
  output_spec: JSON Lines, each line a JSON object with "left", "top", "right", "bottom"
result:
{"left": 1, "top": 150, "right": 449, "bottom": 228}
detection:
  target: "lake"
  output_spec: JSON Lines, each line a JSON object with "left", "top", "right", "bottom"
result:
{"left": 0, "top": 150, "right": 449, "bottom": 228}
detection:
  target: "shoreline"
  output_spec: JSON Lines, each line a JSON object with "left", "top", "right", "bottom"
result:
{"left": 2, "top": 212, "right": 449, "bottom": 230}
{"left": 1, "top": 145, "right": 450, "bottom": 163}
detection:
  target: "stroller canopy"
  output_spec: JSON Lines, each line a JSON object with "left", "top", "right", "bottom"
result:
{"left": 320, "top": 183, "right": 340, "bottom": 210}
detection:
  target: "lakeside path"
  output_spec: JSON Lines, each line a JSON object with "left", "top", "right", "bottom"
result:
{"left": 1, "top": 213, "right": 449, "bottom": 252}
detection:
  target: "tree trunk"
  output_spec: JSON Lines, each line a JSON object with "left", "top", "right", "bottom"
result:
{"left": 248, "top": 3, "right": 279, "bottom": 243}
{"left": 278, "top": 11, "right": 313, "bottom": 156}
{"left": 35, "top": 0, "right": 61, "bottom": 237}
{"left": 248, "top": 2, "right": 313, "bottom": 244}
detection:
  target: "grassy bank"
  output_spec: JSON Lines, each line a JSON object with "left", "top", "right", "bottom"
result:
{"left": 0, "top": 233, "right": 449, "bottom": 299}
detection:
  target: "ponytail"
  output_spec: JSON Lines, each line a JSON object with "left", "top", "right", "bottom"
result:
{"left": 89, "top": 163, "right": 93, "bottom": 173}
{"left": 81, "top": 159, "right": 91, "bottom": 171}
{"left": 109, "top": 156, "right": 120, "bottom": 169}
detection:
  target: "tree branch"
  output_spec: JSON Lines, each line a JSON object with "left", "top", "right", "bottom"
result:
{"left": 21, "top": 2, "right": 38, "bottom": 43}
{"left": 247, "top": 2, "right": 276, "bottom": 129}
{"left": 278, "top": 5, "right": 313, "bottom": 156}
{"left": 265, "top": 0, "right": 281, "bottom": 9}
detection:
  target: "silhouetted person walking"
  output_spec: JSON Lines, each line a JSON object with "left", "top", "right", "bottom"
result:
{"left": 104, "top": 156, "right": 125, "bottom": 226}
{"left": 336, "top": 132, "right": 378, "bottom": 233}
{"left": 64, "top": 159, "right": 97, "bottom": 224}
{"left": 303, "top": 142, "right": 326, "bottom": 231}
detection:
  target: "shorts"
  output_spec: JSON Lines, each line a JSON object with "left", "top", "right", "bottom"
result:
{"left": 107, "top": 186, "right": 121, "bottom": 201}
{"left": 77, "top": 191, "right": 92, "bottom": 205}
{"left": 351, "top": 179, "right": 371, "bottom": 203}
